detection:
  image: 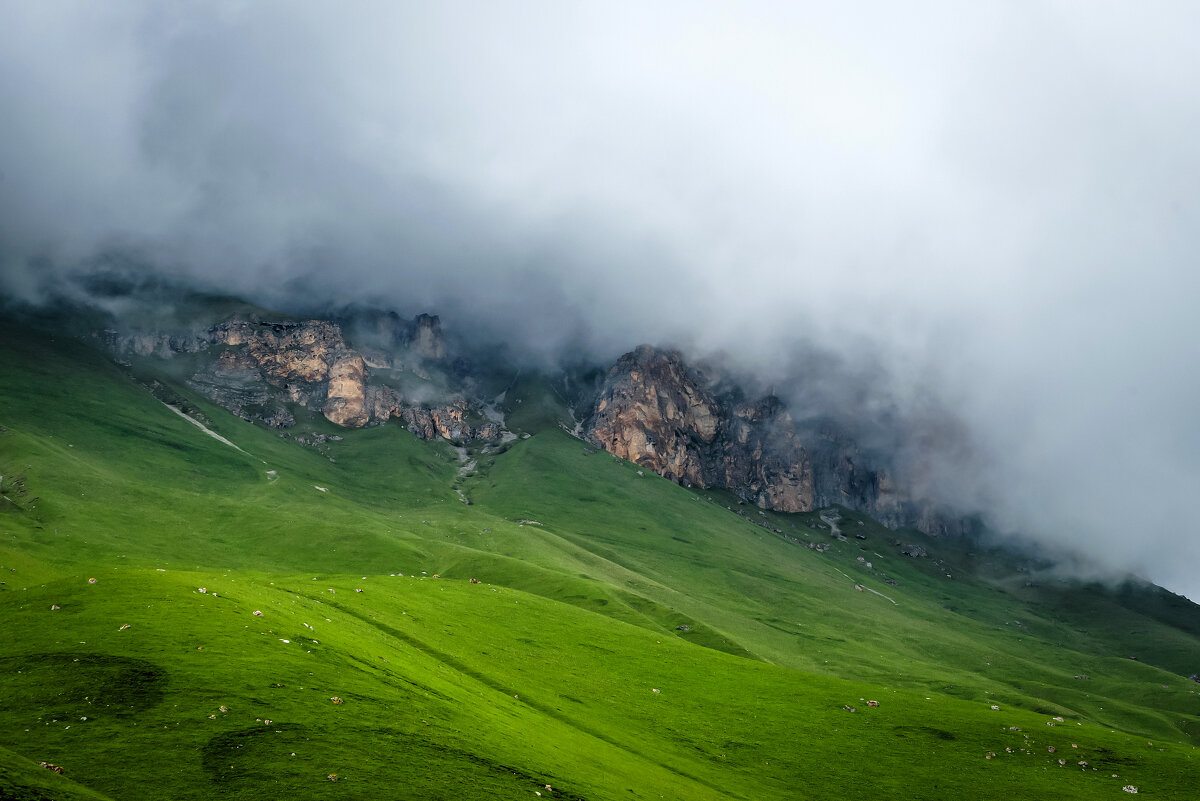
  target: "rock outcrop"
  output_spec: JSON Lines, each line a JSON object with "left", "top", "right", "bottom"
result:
{"left": 107, "top": 307, "right": 966, "bottom": 534}
{"left": 108, "top": 315, "right": 496, "bottom": 442}
{"left": 587, "top": 346, "right": 818, "bottom": 511}
{"left": 589, "top": 345, "right": 720, "bottom": 487}
{"left": 411, "top": 313, "right": 445, "bottom": 360}
{"left": 323, "top": 351, "right": 370, "bottom": 428}
{"left": 585, "top": 345, "right": 966, "bottom": 536}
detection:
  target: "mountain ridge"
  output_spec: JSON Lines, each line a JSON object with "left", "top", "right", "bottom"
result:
{"left": 94, "top": 295, "right": 965, "bottom": 536}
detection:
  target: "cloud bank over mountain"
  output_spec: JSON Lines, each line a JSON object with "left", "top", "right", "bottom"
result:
{"left": 3, "top": 2, "right": 1199, "bottom": 598}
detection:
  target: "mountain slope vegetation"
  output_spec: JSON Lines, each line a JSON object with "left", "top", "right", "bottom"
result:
{"left": 1, "top": 320, "right": 1198, "bottom": 800}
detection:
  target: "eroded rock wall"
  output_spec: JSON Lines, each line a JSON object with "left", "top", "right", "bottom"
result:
{"left": 109, "top": 316, "right": 492, "bottom": 441}
{"left": 585, "top": 344, "right": 965, "bottom": 535}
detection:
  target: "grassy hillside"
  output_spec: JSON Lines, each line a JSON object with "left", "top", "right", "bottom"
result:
{"left": 1, "top": 321, "right": 1198, "bottom": 800}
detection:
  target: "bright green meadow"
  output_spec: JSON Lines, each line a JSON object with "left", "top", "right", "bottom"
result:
{"left": 1, "top": 322, "right": 1198, "bottom": 800}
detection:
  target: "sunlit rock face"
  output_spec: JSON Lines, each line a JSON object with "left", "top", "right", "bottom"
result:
{"left": 585, "top": 344, "right": 967, "bottom": 535}
{"left": 587, "top": 345, "right": 817, "bottom": 510}
{"left": 323, "top": 351, "right": 369, "bottom": 428}
{"left": 588, "top": 345, "right": 719, "bottom": 487}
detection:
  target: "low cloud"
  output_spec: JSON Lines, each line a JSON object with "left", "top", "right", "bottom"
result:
{"left": 3, "top": 2, "right": 1199, "bottom": 599}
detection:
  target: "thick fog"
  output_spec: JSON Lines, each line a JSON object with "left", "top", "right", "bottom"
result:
{"left": 3, "top": 2, "right": 1199, "bottom": 599}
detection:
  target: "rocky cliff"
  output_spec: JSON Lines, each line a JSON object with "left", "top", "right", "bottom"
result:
{"left": 584, "top": 345, "right": 965, "bottom": 536}
{"left": 108, "top": 314, "right": 498, "bottom": 442}
{"left": 106, "top": 305, "right": 965, "bottom": 534}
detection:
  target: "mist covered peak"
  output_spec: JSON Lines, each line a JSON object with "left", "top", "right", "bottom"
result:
{"left": 2, "top": 3, "right": 1198, "bottom": 598}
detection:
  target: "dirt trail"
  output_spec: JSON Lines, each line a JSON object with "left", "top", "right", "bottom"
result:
{"left": 825, "top": 509, "right": 897, "bottom": 605}
{"left": 831, "top": 566, "right": 899, "bottom": 606}
{"left": 163, "top": 403, "right": 261, "bottom": 462}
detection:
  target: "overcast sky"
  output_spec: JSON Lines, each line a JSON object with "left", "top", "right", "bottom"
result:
{"left": 3, "top": 2, "right": 1199, "bottom": 599}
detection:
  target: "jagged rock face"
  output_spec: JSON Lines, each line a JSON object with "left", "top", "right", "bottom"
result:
{"left": 588, "top": 347, "right": 817, "bottom": 511}
{"left": 720, "top": 398, "right": 815, "bottom": 513}
{"left": 589, "top": 346, "right": 720, "bottom": 486}
{"left": 195, "top": 320, "right": 359, "bottom": 425}
{"left": 585, "top": 345, "right": 963, "bottom": 535}
{"left": 324, "top": 352, "right": 369, "bottom": 428}
{"left": 412, "top": 313, "right": 445, "bottom": 360}
{"left": 212, "top": 319, "right": 346, "bottom": 384}
{"left": 370, "top": 387, "right": 484, "bottom": 440}
{"left": 108, "top": 315, "right": 496, "bottom": 442}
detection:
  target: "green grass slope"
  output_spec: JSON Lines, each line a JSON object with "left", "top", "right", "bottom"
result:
{"left": 1, "top": 322, "right": 1198, "bottom": 800}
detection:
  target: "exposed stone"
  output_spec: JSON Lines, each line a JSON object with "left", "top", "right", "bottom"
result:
{"left": 588, "top": 346, "right": 719, "bottom": 487}
{"left": 584, "top": 344, "right": 967, "bottom": 535}
{"left": 261, "top": 404, "right": 295, "bottom": 429}
{"left": 323, "top": 351, "right": 369, "bottom": 427}
{"left": 109, "top": 314, "right": 500, "bottom": 442}
{"left": 412, "top": 313, "right": 445, "bottom": 360}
